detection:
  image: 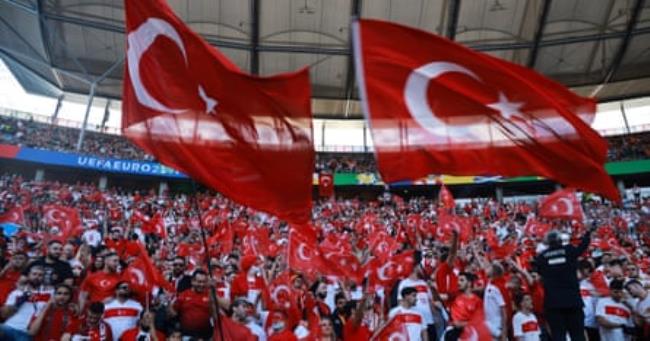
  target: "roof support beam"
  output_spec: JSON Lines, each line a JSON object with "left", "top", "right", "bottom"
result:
{"left": 592, "top": 0, "right": 645, "bottom": 96}
{"left": 343, "top": 0, "right": 362, "bottom": 103}
{"left": 250, "top": 0, "right": 260, "bottom": 74}
{"left": 1, "top": 0, "right": 37, "bottom": 14}
{"left": 446, "top": 0, "right": 461, "bottom": 40}
{"left": 527, "top": 0, "right": 552, "bottom": 68}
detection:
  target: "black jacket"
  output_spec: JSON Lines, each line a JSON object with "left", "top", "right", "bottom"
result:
{"left": 535, "top": 230, "right": 591, "bottom": 309}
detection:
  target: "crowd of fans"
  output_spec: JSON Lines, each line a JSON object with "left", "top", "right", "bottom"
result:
{"left": 607, "top": 133, "right": 650, "bottom": 161}
{"left": 1, "top": 173, "right": 650, "bottom": 340}
{"left": 3, "top": 115, "right": 650, "bottom": 170}
{"left": 0, "top": 115, "right": 152, "bottom": 161}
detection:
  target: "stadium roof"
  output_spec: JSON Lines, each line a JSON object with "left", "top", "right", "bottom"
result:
{"left": 1, "top": 0, "right": 650, "bottom": 118}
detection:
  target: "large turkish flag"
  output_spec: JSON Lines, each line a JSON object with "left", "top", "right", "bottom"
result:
{"left": 123, "top": 0, "right": 314, "bottom": 223}
{"left": 353, "top": 19, "right": 618, "bottom": 201}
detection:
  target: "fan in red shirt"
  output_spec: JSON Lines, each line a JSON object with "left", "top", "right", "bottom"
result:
{"left": 104, "top": 227, "right": 128, "bottom": 258}
{"left": 343, "top": 294, "right": 372, "bottom": 340}
{"left": 169, "top": 269, "right": 213, "bottom": 339}
{"left": 28, "top": 284, "right": 79, "bottom": 341}
{"left": 120, "top": 310, "right": 165, "bottom": 341}
{"left": 62, "top": 301, "right": 113, "bottom": 341}
{"left": 446, "top": 272, "right": 483, "bottom": 339}
{"left": 435, "top": 236, "right": 459, "bottom": 303}
{"left": 80, "top": 252, "right": 121, "bottom": 310}
{"left": 0, "top": 252, "right": 28, "bottom": 304}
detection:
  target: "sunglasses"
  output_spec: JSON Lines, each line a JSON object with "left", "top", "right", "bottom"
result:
{"left": 118, "top": 286, "right": 130, "bottom": 290}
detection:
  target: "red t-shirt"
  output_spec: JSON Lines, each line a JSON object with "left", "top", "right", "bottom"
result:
{"left": 450, "top": 293, "right": 482, "bottom": 323}
{"left": 64, "top": 317, "right": 113, "bottom": 341}
{"left": 81, "top": 271, "right": 121, "bottom": 303}
{"left": 343, "top": 322, "right": 372, "bottom": 340}
{"left": 120, "top": 327, "right": 166, "bottom": 341}
{"left": 30, "top": 306, "right": 79, "bottom": 341}
{"left": 0, "top": 269, "right": 21, "bottom": 304}
{"left": 105, "top": 239, "right": 127, "bottom": 257}
{"left": 435, "top": 262, "right": 458, "bottom": 300}
{"left": 173, "top": 289, "right": 212, "bottom": 332}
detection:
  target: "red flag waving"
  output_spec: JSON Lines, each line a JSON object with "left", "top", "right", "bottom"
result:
{"left": 372, "top": 315, "right": 410, "bottom": 341}
{"left": 142, "top": 212, "right": 167, "bottom": 238}
{"left": 123, "top": 0, "right": 314, "bottom": 223}
{"left": 0, "top": 206, "right": 25, "bottom": 225}
{"left": 539, "top": 188, "right": 584, "bottom": 221}
{"left": 318, "top": 172, "right": 334, "bottom": 198}
{"left": 42, "top": 205, "right": 82, "bottom": 239}
{"left": 438, "top": 213, "right": 472, "bottom": 243}
{"left": 438, "top": 184, "right": 455, "bottom": 210}
{"left": 123, "top": 243, "right": 175, "bottom": 294}
{"left": 353, "top": 19, "right": 619, "bottom": 201}
{"left": 287, "top": 231, "right": 327, "bottom": 277}
{"left": 367, "top": 250, "right": 415, "bottom": 287}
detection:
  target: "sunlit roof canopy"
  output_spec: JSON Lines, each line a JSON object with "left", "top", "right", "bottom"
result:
{"left": 1, "top": 0, "right": 650, "bottom": 119}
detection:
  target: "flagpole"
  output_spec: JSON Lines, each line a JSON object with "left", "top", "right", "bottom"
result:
{"left": 190, "top": 181, "right": 225, "bottom": 341}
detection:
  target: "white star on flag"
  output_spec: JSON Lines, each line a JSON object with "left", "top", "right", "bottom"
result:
{"left": 487, "top": 92, "right": 525, "bottom": 120}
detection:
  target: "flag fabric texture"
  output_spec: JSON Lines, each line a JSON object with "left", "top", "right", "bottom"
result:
{"left": 122, "top": 0, "right": 314, "bottom": 224}
{"left": 539, "top": 188, "right": 585, "bottom": 221}
{"left": 353, "top": 18, "right": 619, "bottom": 201}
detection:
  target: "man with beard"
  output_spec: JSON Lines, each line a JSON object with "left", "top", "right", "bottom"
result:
{"left": 168, "top": 256, "right": 192, "bottom": 293}
{"left": 79, "top": 252, "right": 121, "bottom": 310}
{"left": 103, "top": 281, "right": 143, "bottom": 340}
{"left": 27, "top": 240, "right": 73, "bottom": 287}
{"left": 169, "top": 269, "right": 213, "bottom": 339}
{"left": 231, "top": 297, "right": 265, "bottom": 340}
{"left": 28, "top": 284, "right": 78, "bottom": 340}
{"left": 62, "top": 301, "right": 112, "bottom": 341}
{"left": 120, "top": 310, "right": 166, "bottom": 341}
{"left": 446, "top": 272, "right": 482, "bottom": 340}
{"left": 0, "top": 265, "right": 53, "bottom": 340}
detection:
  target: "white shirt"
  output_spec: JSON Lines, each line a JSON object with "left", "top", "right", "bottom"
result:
{"left": 82, "top": 229, "right": 102, "bottom": 248}
{"left": 3, "top": 286, "right": 53, "bottom": 331}
{"left": 246, "top": 320, "right": 267, "bottom": 341}
{"left": 595, "top": 297, "right": 632, "bottom": 341}
{"left": 580, "top": 278, "right": 598, "bottom": 327}
{"left": 483, "top": 282, "right": 506, "bottom": 338}
{"left": 388, "top": 305, "right": 426, "bottom": 341}
{"left": 103, "top": 298, "right": 143, "bottom": 340}
{"left": 398, "top": 278, "right": 434, "bottom": 324}
{"left": 512, "top": 311, "right": 541, "bottom": 341}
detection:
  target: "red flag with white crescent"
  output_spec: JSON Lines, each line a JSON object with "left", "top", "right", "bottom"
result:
{"left": 42, "top": 205, "right": 83, "bottom": 239}
{"left": 539, "top": 188, "right": 584, "bottom": 221}
{"left": 0, "top": 206, "right": 25, "bottom": 225}
{"left": 366, "top": 250, "right": 415, "bottom": 287}
{"left": 287, "top": 230, "right": 328, "bottom": 277}
{"left": 123, "top": 0, "right": 314, "bottom": 224}
{"left": 353, "top": 19, "right": 618, "bottom": 201}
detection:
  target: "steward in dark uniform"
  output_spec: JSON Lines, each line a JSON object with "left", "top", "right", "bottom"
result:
{"left": 535, "top": 227, "right": 594, "bottom": 341}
